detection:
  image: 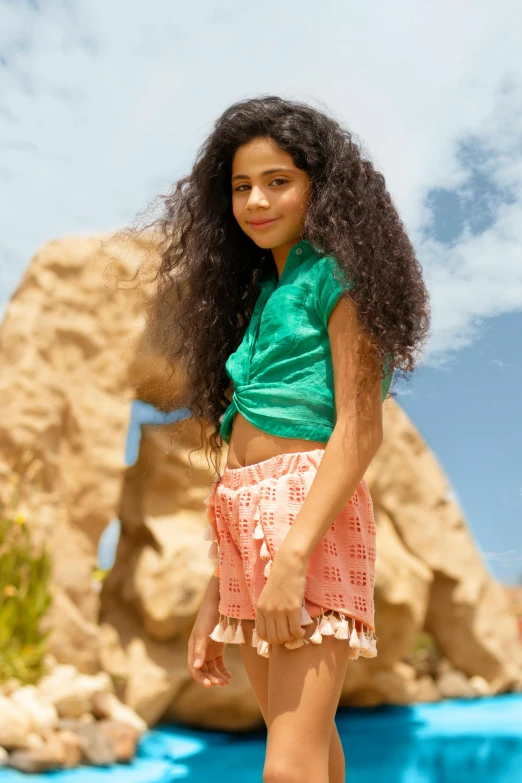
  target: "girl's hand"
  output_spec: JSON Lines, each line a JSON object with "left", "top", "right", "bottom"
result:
{"left": 188, "top": 581, "right": 232, "bottom": 688}
{"left": 256, "top": 547, "right": 308, "bottom": 645}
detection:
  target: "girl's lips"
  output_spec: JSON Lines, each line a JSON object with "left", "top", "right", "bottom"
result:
{"left": 249, "top": 218, "right": 279, "bottom": 228}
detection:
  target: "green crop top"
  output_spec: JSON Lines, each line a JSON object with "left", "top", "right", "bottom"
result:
{"left": 219, "top": 238, "right": 393, "bottom": 445}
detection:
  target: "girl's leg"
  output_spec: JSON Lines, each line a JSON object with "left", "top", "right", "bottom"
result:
{"left": 264, "top": 625, "right": 350, "bottom": 783}
{"left": 239, "top": 619, "right": 347, "bottom": 783}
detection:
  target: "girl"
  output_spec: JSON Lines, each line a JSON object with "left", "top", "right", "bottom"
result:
{"left": 143, "top": 96, "right": 430, "bottom": 783}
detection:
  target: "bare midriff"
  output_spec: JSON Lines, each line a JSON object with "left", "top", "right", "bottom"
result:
{"left": 225, "top": 411, "right": 327, "bottom": 469}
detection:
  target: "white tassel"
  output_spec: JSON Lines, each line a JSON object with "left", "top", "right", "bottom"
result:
{"left": 334, "top": 614, "right": 350, "bottom": 640}
{"left": 358, "top": 628, "right": 372, "bottom": 657}
{"left": 223, "top": 622, "right": 236, "bottom": 643}
{"left": 208, "top": 540, "right": 218, "bottom": 559}
{"left": 257, "top": 639, "right": 271, "bottom": 658}
{"left": 348, "top": 644, "right": 361, "bottom": 660}
{"left": 251, "top": 628, "right": 260, "bottom": 648}
{"left": 319, "top": 614, "right": 335, "bottom": 636}
{"left": 366, "top": 633, "right": 378, "bottom": 658}
{"left": 300, "top": 606, "right": 314, "bottom": 626}
{"left": 203, "top": 524, "right": 216, "bottom": 541}
{"left": 260, "top": 540, "right": 270, "bottom": 560}
{"left": 263, "top": 559, "right": 272, "bottom": 578}
{"left": 329, "top": 614, "right": 341, "bottom": 631}
{"left": 310, "top": 621, "right": 323, "bottom": 644}
{"left": 233, "top": 621, "right": 245, "bottom": 644}
{"left": 349, "top": 620, "right": 361, "bottom": 649}
{"left": 284, "top": 636, "right": 309, "bottom": 650}
{"left": 253, "top": 521, "right": 264, "bottom": 540}
{"left": 209, "top": 620, "right": 226, "bottom": 642}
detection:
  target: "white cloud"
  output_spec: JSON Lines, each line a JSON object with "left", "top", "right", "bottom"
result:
{"left": 482, "top": 549, "right": 522, "bottom": 563}
{"left": 1, "top": 0, "right": 522, "bottom": 366}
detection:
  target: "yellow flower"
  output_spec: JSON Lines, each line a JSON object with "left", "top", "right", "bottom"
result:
{"left": 3, "top": 585, "right": 17, "bottom": 597}
{"left": 14, "top": 514, "right": 26, "bottom": 525}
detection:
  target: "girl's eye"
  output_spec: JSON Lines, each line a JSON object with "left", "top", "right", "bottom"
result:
{"left": 234, "top": 178, "right": 288, "bottom": 192}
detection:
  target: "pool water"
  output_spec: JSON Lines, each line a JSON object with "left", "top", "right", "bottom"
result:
{"left": 2, "top": 694, "right": 521, "bottom": 782}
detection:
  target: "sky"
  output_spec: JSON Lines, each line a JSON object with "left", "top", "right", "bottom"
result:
{"left": 1, "top": 0, "right": 521, "bottom": 584}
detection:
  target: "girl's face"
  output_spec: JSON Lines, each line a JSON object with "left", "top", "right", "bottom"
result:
{"left": 231, "top": 137, "right": 311, "bottom": 255}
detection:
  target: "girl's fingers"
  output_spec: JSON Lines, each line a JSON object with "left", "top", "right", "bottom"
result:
{"left": 276, "top": 615, "right": 292, "bottom": 644}
{"left": 215, "top": 661, "right": 232, "bottom": 680}
{"left": 207, "top": 663, "right": 226, "bottom": 685}
{"left": 191, "top": 664, "right": 212, "bottom": 687}
{"left": 266, "top": 617, "right": 279, "bottom": 645}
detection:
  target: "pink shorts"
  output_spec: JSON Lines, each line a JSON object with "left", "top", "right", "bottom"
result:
{"left": 202, "top": 448, "right": 378, "bottom": 660}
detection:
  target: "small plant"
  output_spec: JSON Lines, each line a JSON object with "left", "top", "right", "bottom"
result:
{"left": 0, "top": 476, "right": 53, "bottom": 684}
{"left": 412, "top": 630, "right": 438, "bottom": 656}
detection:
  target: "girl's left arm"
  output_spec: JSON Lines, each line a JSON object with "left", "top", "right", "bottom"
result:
{"left": 277, "top": 294, "right": 384, "bottom": 565}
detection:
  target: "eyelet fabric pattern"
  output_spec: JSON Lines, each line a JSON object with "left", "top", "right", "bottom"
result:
{"left": 202, "top": 448, "right": 378, "bottom": 660}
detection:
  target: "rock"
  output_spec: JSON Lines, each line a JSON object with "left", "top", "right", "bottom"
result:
{"left": 437, "top": 669, "right": 476, "bottom": 699}
{"left": 40, "top": 587, "right": 101, "bottom": 673}
{"left": 103, "top": 511, "right": 218, "bottom": 643}
{"left": 0, "top": 679, "right": 22, "bottom": 697}
{"left": 98, "top": 720, "right": 139, "bottom": 762}
{"left": 413, "top": 675, "right": 441, "bottom": 703}
{"left": 42, "top": 653, "right": 58, "bottom": 673}
{"left": 47, "top": 730, "right": 83, "bottom": 768}
{"left": 26, "top": 733, "right": 45, "bottom": 749}
{"left": 91, "top": 692, "right": 147, "bottom": 736}
{"left": 469, "top": 675, "right": 491, "bottom": 697}
{"left": 368, "top": 402, "right": 522, "bottom": 685}
{"left": 0, "top": 746, "right": 8, "bottom": 765}
{"left": 8, "top": 749, "right": 58, "bottom": 774}
{"left": 57, "top": 721, "right": 115, "bottom": 766}
{"left": 99, "top": 598, "right": 189, "bottom": 727}
{"left": 370, "top": 662, "right": 419, "bottom": 705}
{"left": 8, "top": 730, "right": 81, "bottom": 771}
{"left": 371, "top": 509, "right": 433, "bottom": 667}
{"left": 37, "top": 668, "right": 112, "bottom": 718}
{"left": 11, "top": 685, "right": 58, "bottom": 733}
{"left": 0, "top": 696, "right": 32, "bottom": 749}
{"left": 1, "top": 233, "right": 521, "bottom": 732}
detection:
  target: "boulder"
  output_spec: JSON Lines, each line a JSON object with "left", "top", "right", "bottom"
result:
{"left": 367, "top": 401, "right": 522, "bottom": 684}
{"left": 37, "top": 667, "right": 113, "bottom": 719}
{"left": 56, "top": 720, "right": 115, "bottom": 766}
{"left": 0, "top": 696, "right": 32, "bottom": 749}
{"left": 40, "top": 587, "right": 101, "bottom": 674}
{"left": 91, "top": 692, "right": 147, "bottom": 736}
{"left": 97, "top": 720, "right": 139, "bottom": 763}
{"left": 0, "top": 232, "right": 521, "bottom": 733}
{"left": 11, "top": 686, "right": 58, "bottom": 734}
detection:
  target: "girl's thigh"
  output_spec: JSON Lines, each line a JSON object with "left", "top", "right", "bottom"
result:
{"left": 265, "top": 632, "right": 351, "bottom": 781}
{"left": 239, "top": 619, "right": 270, "bottom": 726}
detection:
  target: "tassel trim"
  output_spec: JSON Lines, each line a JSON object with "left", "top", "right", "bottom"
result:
{"left": 209, "top": 609, "right": 377, "bottom": 660}
{"left": 203, "top": 523, "right": 216, "bottom": 542}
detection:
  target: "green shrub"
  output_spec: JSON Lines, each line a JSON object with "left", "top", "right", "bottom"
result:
{"left": 0, "top": 500, "right": 52, "bottom": 684}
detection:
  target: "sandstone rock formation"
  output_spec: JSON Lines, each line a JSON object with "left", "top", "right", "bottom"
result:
{"left": 0, "top": 233, "right": 520, "bottom": 732}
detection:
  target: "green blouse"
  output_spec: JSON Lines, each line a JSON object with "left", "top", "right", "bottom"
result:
{"left": 219, "top": 238, "right": 393, "bottom": 445}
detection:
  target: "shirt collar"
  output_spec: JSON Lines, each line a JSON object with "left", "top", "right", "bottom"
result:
{"left": 257, "top": 238, "right": 317, "bottom": 290}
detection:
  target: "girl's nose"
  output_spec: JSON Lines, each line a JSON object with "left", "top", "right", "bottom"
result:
{"left": 247, "top": 186, "right": 270, "bottom": 208}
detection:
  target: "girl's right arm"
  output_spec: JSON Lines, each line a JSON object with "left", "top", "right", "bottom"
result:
{"left": 187, "top": 573, "right": 232, "bottom": 688}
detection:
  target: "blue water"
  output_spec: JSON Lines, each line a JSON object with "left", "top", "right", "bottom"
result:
{"left": 2, "top": 695, "right": 521, "bottom": 782}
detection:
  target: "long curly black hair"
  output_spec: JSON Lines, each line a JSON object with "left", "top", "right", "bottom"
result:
{"left": 124, "top": 95, "right": 430, "bottom": 477}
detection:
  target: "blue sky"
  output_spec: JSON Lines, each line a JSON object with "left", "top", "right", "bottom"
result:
{"left": 1, "top": 0, "right": 521, "bottom": 584}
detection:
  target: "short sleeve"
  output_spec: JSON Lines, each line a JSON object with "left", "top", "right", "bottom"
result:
{"left": 314, "top": 256, "right": 355, "bottom": 328}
